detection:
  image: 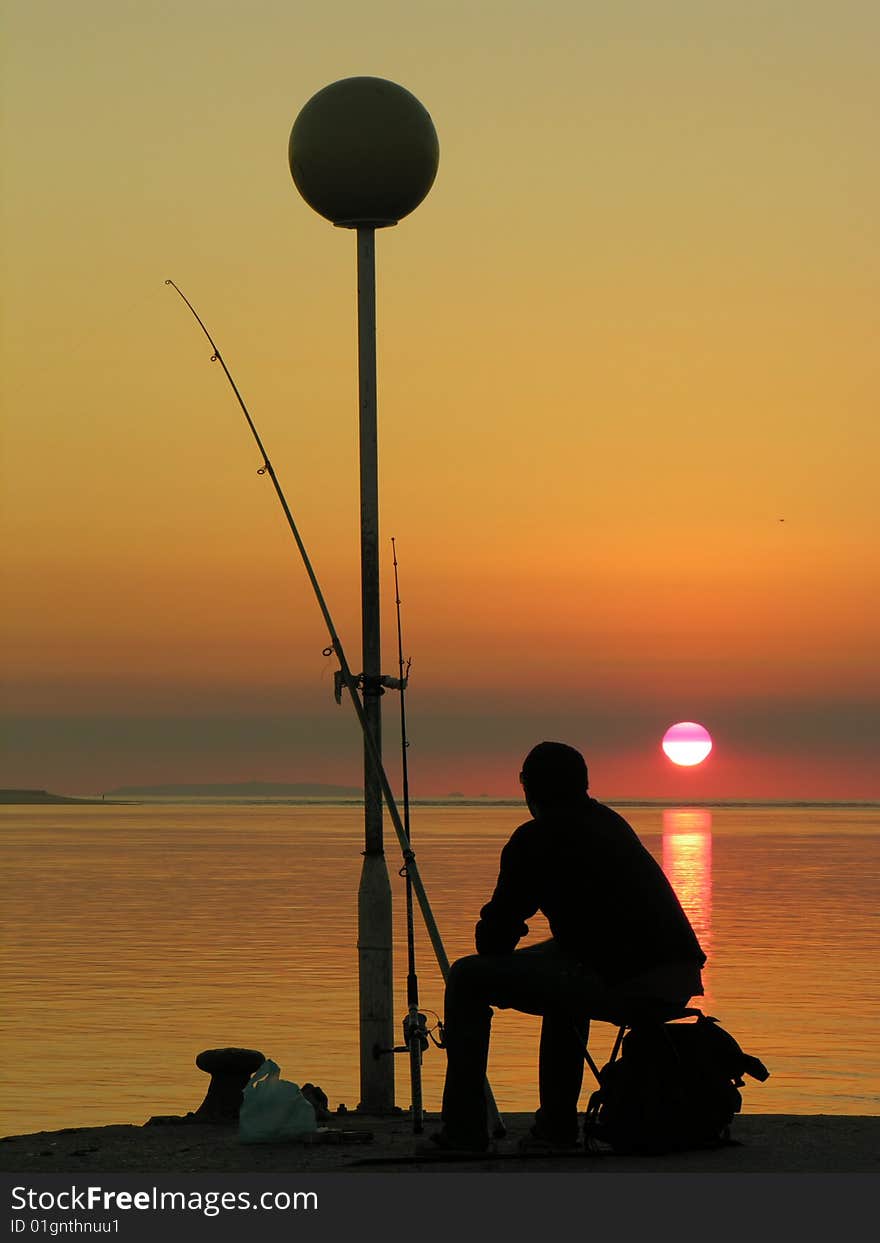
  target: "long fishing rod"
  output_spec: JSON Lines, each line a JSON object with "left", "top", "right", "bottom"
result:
{"left": 391, "top": 537, "right": 428, "bottom": 1134}
{"left": 165, "top": 279, "right": 505, "bottom": 1137}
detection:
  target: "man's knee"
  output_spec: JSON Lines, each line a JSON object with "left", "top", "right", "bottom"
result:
{"left": 447, "top": 953, "right": 483, "bottom": 995}
{"left": 446, "top": 954, "right": 505, "bottom": 1016}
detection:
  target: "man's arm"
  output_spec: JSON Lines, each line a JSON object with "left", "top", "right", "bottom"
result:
{"left": 474, "top": 831, "right": 540, "bottom": 955}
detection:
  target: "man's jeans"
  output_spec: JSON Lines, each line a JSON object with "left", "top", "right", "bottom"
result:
{"left": 439, "top": 940, "right": 699, "bottom": 1148}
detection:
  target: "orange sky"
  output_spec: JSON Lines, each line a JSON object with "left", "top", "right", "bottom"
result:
{"left": 2, "top": 1, "right": 878, "bottom": 798}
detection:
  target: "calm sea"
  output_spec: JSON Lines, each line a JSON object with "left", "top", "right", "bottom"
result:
{"left": 0, "top": 802, "right": 877, "bottom": 1135}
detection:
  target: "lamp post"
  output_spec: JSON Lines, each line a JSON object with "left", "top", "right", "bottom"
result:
{"left": 289, "top": 77, "right": 439, "bottom": 1113}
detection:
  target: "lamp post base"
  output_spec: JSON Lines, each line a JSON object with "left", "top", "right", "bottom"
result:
{"left": 356, "top": 849, "right": 395, "bottom": 1114}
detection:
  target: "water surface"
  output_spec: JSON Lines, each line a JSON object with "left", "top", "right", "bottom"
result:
{"left": 1, "top": 803, "right": 877, "bottom": 1134}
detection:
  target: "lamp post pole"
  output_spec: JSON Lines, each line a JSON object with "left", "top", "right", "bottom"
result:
{"left": 289, "top": 76, "right": 439, "bottom": 1115}
{"left": 355, "top": 223, "right": 395, "bottom": 1112}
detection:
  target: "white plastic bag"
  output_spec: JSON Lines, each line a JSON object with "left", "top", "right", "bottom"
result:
{"left": 238, "top": 1059, "right": 317, "bottom": 1144}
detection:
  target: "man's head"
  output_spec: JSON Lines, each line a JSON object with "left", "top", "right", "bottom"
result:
{"left": 519, "top": 741, "right": 589, "bottom": 814}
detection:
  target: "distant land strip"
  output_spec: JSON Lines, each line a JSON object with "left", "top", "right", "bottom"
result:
{"left": 1, "top": 786, "right": 875, "bottom": 809}
{"left": 103, "top": 781, "right": 364, "bottom": 797}
{"left": 0, "top": 789, "right": 116, "bottom": 805}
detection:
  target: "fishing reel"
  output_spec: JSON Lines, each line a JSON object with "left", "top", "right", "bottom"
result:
{"left": 402, "top": 1011, "right": 430, "bottom": 1060}
{"left": 332, "top": 668, "right": 408, "bottom": 705}
{"left": 374, "top": 1009, "right": 442, "bottom": 1061}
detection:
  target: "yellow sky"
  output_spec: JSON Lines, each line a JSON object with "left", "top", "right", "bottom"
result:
{"left": 2, "top": 0, "right": 878, "bottom": 797}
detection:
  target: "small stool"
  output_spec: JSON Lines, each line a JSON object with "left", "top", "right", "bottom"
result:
{"left": 577, "top": 1004, "right": 703, "bottom": 1085}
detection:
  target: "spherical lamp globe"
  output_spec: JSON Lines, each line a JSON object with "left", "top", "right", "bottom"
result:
{"left": 289, "top": 77, "right": 439, "bottom": 228}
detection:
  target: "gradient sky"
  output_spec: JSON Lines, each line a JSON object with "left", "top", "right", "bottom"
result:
{"left": 2, "top": 0, "right": 878, "bottom": 799}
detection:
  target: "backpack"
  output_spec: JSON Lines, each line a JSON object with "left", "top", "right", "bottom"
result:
{"left": 583, "top": 1013, "right": 769, "bottom": 1155}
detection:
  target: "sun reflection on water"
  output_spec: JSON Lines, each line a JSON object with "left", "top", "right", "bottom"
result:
{"left": 662, "top": 808, "right": 713, "bottom": 1008}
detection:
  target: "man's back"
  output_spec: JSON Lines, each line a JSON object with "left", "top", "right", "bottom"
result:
{"left": 476, "top": 797, "right": 705, "bottom": 985}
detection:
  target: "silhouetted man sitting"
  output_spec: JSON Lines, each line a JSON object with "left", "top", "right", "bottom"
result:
{"left": 429, "top": 741, "right": 706, "bottom": 1153}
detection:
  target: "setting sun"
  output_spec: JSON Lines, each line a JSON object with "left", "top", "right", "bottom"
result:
{"left": 662, "top": 721, "right": 713, "bottom": 767}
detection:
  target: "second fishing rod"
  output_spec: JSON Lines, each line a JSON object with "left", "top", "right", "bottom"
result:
{"left": 390, "top": 537, "right": 429, "bottom": 1133}
{"left": 166, "top": 279, "right": 504, "bottom": 1137}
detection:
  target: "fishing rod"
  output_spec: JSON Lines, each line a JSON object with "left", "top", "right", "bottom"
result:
{"left": 390, "top": 538, "right": 429, "bottom": 1133}
{"left": 165, "top": 279, "right": 505, "bottom": 1137}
